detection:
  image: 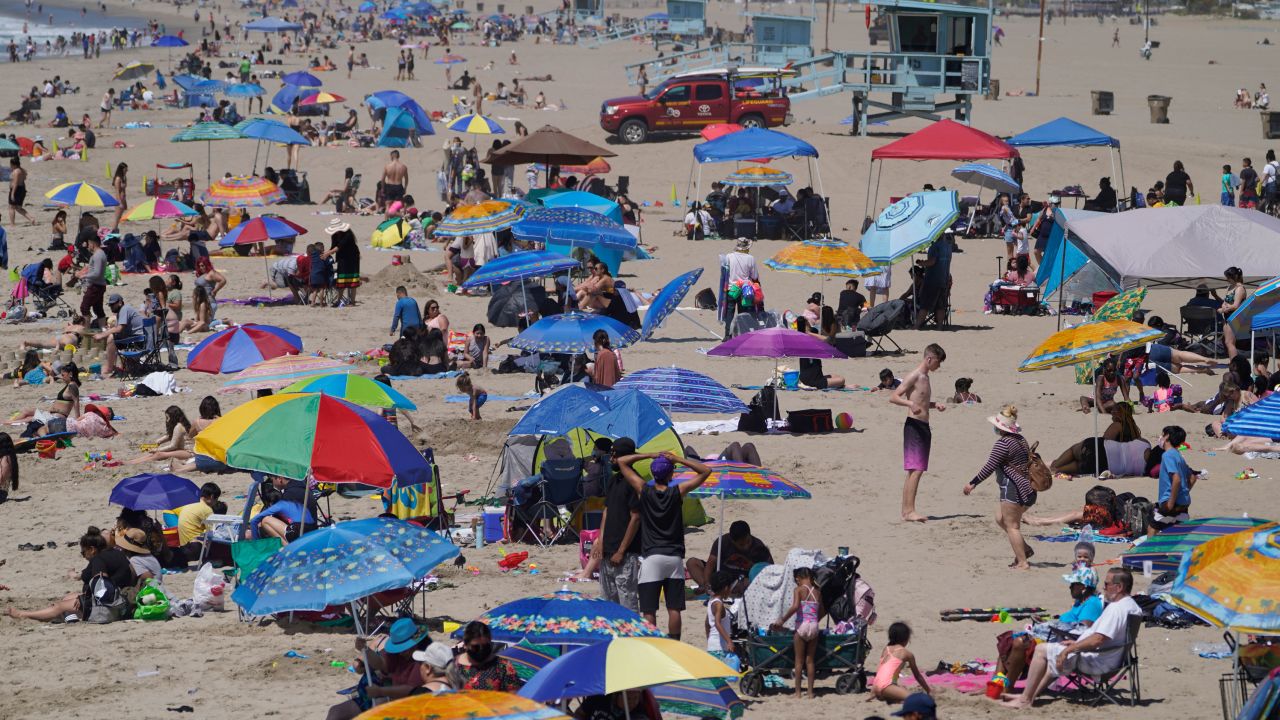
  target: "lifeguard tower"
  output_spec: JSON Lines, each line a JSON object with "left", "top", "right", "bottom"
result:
{"left": 573, "top": 0, "right": 603, "bottom": 21}
{"left": 749, "top": 14, "right": 814, "bottom": 66}
{"left": 667, "top": 0, "right": 706, "bottom": 37}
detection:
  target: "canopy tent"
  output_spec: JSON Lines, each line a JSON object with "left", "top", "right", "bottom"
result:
{"left": 1059, "top": 205, "right": 1280, "bottom": 289}
{"left": 377, "top": 106, "right": 418, "bottom": 147}
{"left": 364, "top": 90, "right": 435, "bottom": 135}
{"left": 1007, "top": 117, "right": 1124, "bottom": 211}
{"left": 687, "top": 127, "right": 823, "bottom": 213}
{"left": 864, "top": 119, "right": 1019, "bottom": 221}
{"left": 1035, "top": 208, "right": 1118, "bottom": 312}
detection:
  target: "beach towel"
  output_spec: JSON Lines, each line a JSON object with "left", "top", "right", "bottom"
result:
{"left": 1033, "top": 530, "right": 1129, "bottom": 545}
{"left": 733, "top": 384, "right": 860, "bottom": 393}
{"left": 387, "top": 370, "right": 463, "bottom": 381}
{"left": 445, "top": 393, "right": 530, "bottom": 403}
{"left": 219, "top": 295, "right": 297, "bottom": 307}
{"left": 743, "top": 548, "right": 828, "bottom": 631}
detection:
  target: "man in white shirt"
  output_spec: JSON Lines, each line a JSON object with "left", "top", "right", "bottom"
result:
{"left": 722, "top": 237, "right": 759, "bottom": 336}
{"left": 1001, "top": 567, "right": 1141, "bottom": 708}
{"left": 1262, "top": 150, "right": 1278, "bottom": 201}
{"left": 683, "top": 202, "right": 712, "bottom": 241}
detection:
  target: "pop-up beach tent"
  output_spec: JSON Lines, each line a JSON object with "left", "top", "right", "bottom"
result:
{"left": 1035, "top": 208, "right": 1118, "bottom": 314}
{"left": 1007, "top": 117, "right": 1124, "bottom": 211}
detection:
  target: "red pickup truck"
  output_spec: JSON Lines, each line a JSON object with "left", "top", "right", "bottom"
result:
{"left": 600, "top": 67, "right": 793, "bottom": 144}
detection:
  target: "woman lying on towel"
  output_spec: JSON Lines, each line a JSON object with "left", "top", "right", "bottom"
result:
{"left": 1050, "top": 403, "right": 1150, "bottom": 479}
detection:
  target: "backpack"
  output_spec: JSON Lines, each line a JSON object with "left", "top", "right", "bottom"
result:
{"left": 737, "top": 385, "right": 780, "bottom": 433}
{"left": 1114, "top": 492, "right": 1153, "bottom": 537}
{"left": 1022, "top": 439, "right": 1052, "bottom": 492}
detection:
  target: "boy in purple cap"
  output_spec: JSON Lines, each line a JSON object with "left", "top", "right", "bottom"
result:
{"left": 619, "top": 450, "right": 712, "bottom": 640}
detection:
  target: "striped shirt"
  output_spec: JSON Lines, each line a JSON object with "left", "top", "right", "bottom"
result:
{"left": 971, "top": 434, "right": 1033, "bottom": 500}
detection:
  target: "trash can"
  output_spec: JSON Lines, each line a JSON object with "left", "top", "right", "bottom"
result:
{"left": 1263, "top": 112, "right": 1280, "bottom": 139}
{"left": 986, "top": 79, "right": 1001, "bottom": 101}
{"left": 1148, "top": 95, "right": 1172, "bottom": 124}
{"left": 1091, "top": 90, "right": 1114, "bottom": 115}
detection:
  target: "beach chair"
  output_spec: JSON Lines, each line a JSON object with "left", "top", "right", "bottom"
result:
{"left": 230, "top": 537, "right": 283, "bottom": 621}
{"left": 1179, "top": 305, "right": 1220, "bottom": 357}
{"left": 857, "top": 300, "right": 906, "bottom": 355}
{"left": 1060, "top": 614, "right": 1143, "bottom": 706}
{"left": 512, "top": 457, "right": 584, "bottom": 547}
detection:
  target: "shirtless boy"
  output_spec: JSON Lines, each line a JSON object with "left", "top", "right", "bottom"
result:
{"left": 381, "top": 150, "right": 409, "bottom": 209}
{"left": 889, "top": 343, "right": 946, "bottom": 522}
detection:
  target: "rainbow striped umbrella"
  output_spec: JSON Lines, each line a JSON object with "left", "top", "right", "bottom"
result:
{"left": 220, "top": 354, "right": 348, "bottom": 393}
{"left": 447, "top": 113, "right": 505, "bottom": 135}
{"left": 186, "top": 323, "right": 302, "bottom": 374}
{"left": 765, "top": 239, "right": 882, "bottom": 278}
{"left": 519, "top": 638, "right": 738, "bottom": 702}
{"left": 194, "top": 393, "right": 432, "bottom": 487}
{"left": 201, "top": 175, "right": 285, "bottom": 208}
{"left": 44, "top": 182, "right": 119, "bottom": 208}
{"left": 1018, "top": 319, "right": 1163, "bottom": 372}
{"left": 355, "top": 691, "right": 568, "bottom": 720}
{"left": 1123, "top": 517, "right": 1273, "bottom": 573}
{"left": 671, "top": 460, "right": 809, "bottom": 500}
{"left": 218, "top": 216, "right": 308, "bottom": 246}
{"left": 1169, "top": 522, "right": 1280, "bottom": 633}
{"left": 298, "top": 91, "right": 346, "bottom": 106}
{"left": 433, "top": 199, "right": 526, "bottom": 237}
{"left": 721, "top": 166, "right": 793, "bottom": 188}
{"left": 281, "top": 373, "right": 417, "bottom": 410}
{"left": 121, "top": 198, "right": 197, "bottom": 222}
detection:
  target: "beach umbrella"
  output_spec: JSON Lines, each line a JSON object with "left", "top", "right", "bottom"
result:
{"left": 511, "top": 207, "right": 635, "bottom": 251}
{"left": 282, "top": 71, "right": 323, "bottom": 87}
{"left": 511, "top": 312, "right": 641, "bottom": 354}
{"left": 540, "top": 190, "right": 623, "bottom": 223}
{"left": 44, "top": 182, "right": 119, "bottom": 208}
{"left": 461, "top": 589, "right": 662, "bottom": 645}
{"left": 0, "top": 138, "right": 18, "bottom": 152}
{"left": 1072, "top": 287, "right": 1148, "bottom": 384}
{"left": 150, "top": 35, "right": 188, "bottom": 48}
{"left": 1123, "top": 517, "right": 1273, "bottom": 573}
{"left": 194, "top": 393, "right": 432, "bottom": 486}
{"left": 765, "top": 239, "right": 882, "bottom": 278}
{"left": 235, "top": 118, "right": 311, "bottom": 174}
{"left": 434, "top": 53, "right": 466, "bottom": 64}
{"left": 218, "top": 215, "right": 307, "bottom": 247}
{"left": 358, "top": 0, "right": 377, "bottom": 11}
{"left": 461, "top": 250, "right": 580, "bottom": 289}
{"left": 381, "top": 8, "right": 409, "bottom": 20}
{"left": 298, "top": 91, "right": 346, "bottom": 106}
{"left": 231, "top": 517, "right": 457, "bottom": 614}
{"left": 447, "top": 113, "right": 505, "bottom": 138}
{"left": 187, "top": 323, "right": 302, "bottom": 374}
{"left": 403, "top": 1, "right": 440, "bottom": 17}
{"left": 355, "top": 691, "right": 568, "bottom": 720}
{"left": 519, "top": 638, "right": 737, "bottom": 702}
{"left": 451, "top": 20, "right": 473, "bottom": 30}
{"left": 1169, "top": 522, "right": 1280, "bottom": 633}
{"left": 114, "top": 61, "right": 156, "bottom": 81}
{"left": 950, "top": 163, "right": 1021, "bottom": 195}
{"left": 708, "top": 327, "right": 847, "bottom": 360}
{"left": 721, "top": 166, "right": 793, "bottom": 188}
{"left": 534, "top": 157, "right": 612, "bottom": 177}
{"left": 432, "top": 199, "right": 526, "bottom": 237}
{"left": 859, "top": 190, "right": 959, "bottom": 265}
{"left": 109, "top": 473, "right": 201, "bottom": 511}
{"left": 121, "top": 198, "right": 197, "bottom": 222}
{"left": 1228, "top": 275, "right": 1280, "bottom": 336}
{"left": 614, "top": 367, "right": 748, "bottom": 414}
{"left": 701, "top": 123, "right": 743, "bottom": 141}
{"left": 488, "top": 125, "right": 617, "bottom": 168}
{"left": 502, "top": 642, "right": 744, "bottom": 719}
{"left": 1018, "top": 319, "right": 1162, "bottom": 372}
{"left": 640, "top": 268, "right": 709, "bottom": 341}
{"left": 280, "top": 373, "right": 418, "bottom": 410}
{"left": 509, "top": 384, "right": 612, "bottom": 437}
{"left": 191, "top": 79, "right": 227, "bottom": 94}
{"left": 244, "top": 17, "right": 304, "bottom": 32}
{"left": 171, "top": 122, "right": 244, "bottom": 185}
{"left": 223, "top": 82, "right": 266, "bottom": 98}
{"left": 220, "top": 354, "right": 348, "bottom": 394}
{"left": 1223, "top": 392, "right": 1280, "bottom": 439}
{"left": 201, "top": 175, "right": 285, "bottom": 208}
{"left": 1237, "top": 668, "right": 1280, "bottom": 720}
{"left": 370, "top": 217, "right": 411, "bottom": 248}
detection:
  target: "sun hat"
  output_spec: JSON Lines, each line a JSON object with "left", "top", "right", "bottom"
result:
{"left": 892, "top": 692, "right": 936, "bottom": 718}
{"left": 383, "top": 617, "right": 430, "bottom": 653}
{"left": 1063, "top": 566, "right": 1099, "bottom": 588}
{"left": 116, "top": 527, "right": 151, "bottom": 555}
{"left": 987, "top": 406, "right": 1021, "bottom": 434}
{"left": 734, "top": 237, "right": 751, "bottom": 251}
{"left": 411, "top": 641, "right": 454, "bottom": 671}
{"left": 324, "top": 218, "right": 351, "bottom": 235}
{"left": 650, "top": 455, "right": 675, "bottom": 482}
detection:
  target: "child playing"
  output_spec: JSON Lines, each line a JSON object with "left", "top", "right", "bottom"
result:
{"left": 705, "top": 570, "right": 739, "bottom": 670}
{"left": 870, "top": 622, "right": 931, "bottom": 705}
{"left": 456, "top": 372, "right": 486, "bottom": 421}
{"left": 870, "top": 368, "right": 901, "bottom": 392}
{"left": 770, "top": 567, "right": 824, "bottom": 698}
{"left": 951, "top": 377, "right": 982, "bottom": 404}
{"left": 1142, "top": 370, "right": 1184, "bottom": 413}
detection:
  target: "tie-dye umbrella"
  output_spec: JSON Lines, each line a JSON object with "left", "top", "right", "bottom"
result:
{"left": 765, "top": 239, "right": 882, "bottom": 278}
{"left": 121, "top": 198, "right": 197, "bottom": 221}
{"left": 1169, "top": 521, "right": 1280, "bottom": 633}
{"left": 201, "top": 175, "right": 285, "bottom": 208}
{"left": 432, "top": 199, "right": 526, "bottom": 237}
{"left": 1019, "top": 319, "right": 1162, "bottom": 373}
{"left": 1073, "top": 287, "right": 1148, "bottom": 384}
{"left": 220, "top": 354, "right": 348, "bottom": 393}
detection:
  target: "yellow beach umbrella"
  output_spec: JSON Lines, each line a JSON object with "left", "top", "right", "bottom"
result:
{"left": 1169, "top": 522, "right": 1280, "bottom": 634}
{"left": 355, "top": 691, "right": 569, "bottom": 720}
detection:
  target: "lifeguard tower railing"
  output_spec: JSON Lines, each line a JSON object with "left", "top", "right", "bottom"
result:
{"left": 588, "top": 20, "right": 652, "bottom": 47}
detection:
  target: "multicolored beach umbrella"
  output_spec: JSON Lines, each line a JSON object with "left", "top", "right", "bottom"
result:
{"left": 765, "top": 239, "right": 882, "bottom": 278}
{"left": 721, "top": 166, "right": 793, "bottom": 188}
{"left": 511, "top": 312, "right": 641, "bottom": 354}
{"left": 461, "top": 589, "right": 662, "bottom": 645}
{"left": 447, "top": 113, "right": 505, "bottom": 135}
{"left": 614, "top": 367, "right": 748, "bottom": 415}
{"left": 1019, "top": 319, "right": 1162, "bottom": 372}
{"left": 201, "top": 175, "right": 286, "bottom": 207}
{"left": 121, "top": 198, "right": 197, "bottom": 221}
{"left": 220, "top": 354, "right": 347, "bottom": 393}
{"left": 433, "top": 199, "right": 526, "bottom": 237}
{"left": 218, "top": 216, "right": 308, "bottom": 247}
{"left": 1169, "top": 522, "right": 1280, "bottom": 633}
{"left": 1123, "top": 516, "right": 1273, "bottom": 573}
{"left": 354, "top": 691, "right": 568, "bottom": 720}
{"left": 44, "top": 182, "right": 119, "bottom": 208}
{"left": 670, "top": 460, "right": 809, "bottom": 500}
{"left": 298, "top": 91, "right": 346, "bottom": 106}
{"left": 193, "top": 393, "right": 432, "bottom": 486}
{"left": 280, "top": 373, "right": 418, "bottom": 410}
{"left": 1073, "top": 287, "right": 1148, "bottom": 384}
{"left": 434, "top": 53, "right": 467, "bottom": 65}
{"left": 187, "top": 323, "right": 302, "bottom": 374}
{"left": 519, "top": 638, "right": 738, "bottom": 702}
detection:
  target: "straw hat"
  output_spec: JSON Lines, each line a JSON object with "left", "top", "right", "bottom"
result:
{"left": 116, "top": 527, "right": 151, "bottom": 555}
{"left": 735, "top": 237, "right": 751, "bottom": 252}
{"left": 324, "top": 218, "right": 351, "bottom": 235}
{"left": 987, "top": 405, "right": 1021, "bottom": 434}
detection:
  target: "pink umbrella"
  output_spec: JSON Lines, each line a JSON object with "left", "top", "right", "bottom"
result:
{"left": 708, "top": 327, "right": 847, "bottom": 359}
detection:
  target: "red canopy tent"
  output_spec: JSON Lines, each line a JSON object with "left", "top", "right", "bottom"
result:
{"left": 864, "top": 119, "right": 1020, "bottom": 218}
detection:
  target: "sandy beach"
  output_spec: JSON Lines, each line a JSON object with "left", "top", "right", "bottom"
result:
{"left": 0, "top": 2, "right": 1277, "bottom": 718}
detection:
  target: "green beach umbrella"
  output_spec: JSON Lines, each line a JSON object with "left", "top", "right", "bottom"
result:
{"left": 280, "top": 373, "right": 418, "bottom": 410}
{"left": 171, "top": 121, "right": 244, "bottom": 185}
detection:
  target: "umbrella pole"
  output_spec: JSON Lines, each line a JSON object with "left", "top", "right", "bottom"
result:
{"left": 1056, "top": 207, "right": 1067, "bottom": 331}
{"left": 206, "top": 141, "right": 213, "bottom": 186}
{"left": 674, "top": 309, "right": 722, "bottom": 340}
{"left": 1093, "top": 401, "right": 1100, "bottom": 477}
{"left": 349, "top": 600, "right": 378, "bottom": 698}
{"left": 263, "top": 249, "right": 273, "bottom": 299}
{"left": 253, "top": 140, "right": 262, "bottom": 176}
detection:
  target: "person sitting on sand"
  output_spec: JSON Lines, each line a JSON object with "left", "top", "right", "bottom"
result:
{"left": 685, "top": 520, "right": 773, "bottom": 597}
{"left": 870, "top": 622, "right": 932, "bottom": 705}
{"left": 326, "top": 618, "right": 432, "bottom": 719}
{"left": 116, "top": 527, "right": 162, "bottom": 588}
{"left": 1050, "top": 402, "right": 1148, "bottom": 478}
{"left": 793, "top": 317, "right": 845, "bottom": 389}
{"left": 179, "top": 285, "right": 213, "bottom": 334}
{"left": 951, "top": 377, "right": 982, "bottom": 404}
{"left": 447, "top": 621, "right": 520, "bottom": 691}
{"left": 575, "top": 260, "right": 616, "bottom": 314}
{"left": 11, "top": 361, "right": 81, "bottom": 433}
{"left": 454, "top": 323, "right": 490, "bottom": 370}
{"left": 7, "top": 526, "right": 135, "bottom": 623}
{"left": 995, "top": 565, "right": 1102, "bottom": 686}
{"left": 1080, "top": 357, "right": 1131, "bottom": 414}
{"left": 126, "top": 405, "right": 194, "bottom": 465}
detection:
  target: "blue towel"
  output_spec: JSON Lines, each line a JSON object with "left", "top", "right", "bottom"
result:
{"left": 445, "top": 394, "right": 529, "bottom": 403}
{"left": 387, "top": 370, "right": 463, "bottom": 381}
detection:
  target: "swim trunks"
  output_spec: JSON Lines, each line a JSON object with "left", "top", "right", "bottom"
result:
{"left": 384, "top": 182, "right": 405, "bottom": 202}
{"left": 9, "top": 185, "right": 26, "bottom": 207}
{"left": 903, "top": 416, "right": 932, "bottom": 472}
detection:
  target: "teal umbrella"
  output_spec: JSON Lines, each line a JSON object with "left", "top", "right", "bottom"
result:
{"left": 171, "top": 122, "right": 244, "bottom": 185}
{"left": 858, "top": 190, "right": 959, "bottom": 265}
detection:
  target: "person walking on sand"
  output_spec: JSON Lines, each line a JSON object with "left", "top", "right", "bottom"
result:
{"left": 889, "top": 343, "right": 946, "bottom": 522}
{"left": 98, "top": 88, "right": 113, "bottom": 128}
{"left": 382, "top": 150, "right": 408, "bottom": 210}
{"left": 8, "top": 157, "right": 32, "bottom": 225}
{"left": 1112, "top": 28, "right": 1119, "bottom": 47}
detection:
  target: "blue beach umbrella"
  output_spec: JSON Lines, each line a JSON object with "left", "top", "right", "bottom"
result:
{"left": 151, "top": 35, "right": 189, "bottom": 48}
{"left": 511, "top": 312, "right": 640, "bottom": 354}
{"left": 245, "top": 17, "right": 303, "bottom": 32}
{"left": 458, "top": 589, "right": 662, "bottom": 645}
{"left": 614, "top": 366, "right": 748, "bottom": 415}
{"left": 1229, "top": 276, "right": 1280, "bottom": 335}
{"left": 510, "top": 384, "right": 612, "bottom": 436}
{"left": 859, "top": 190, "right": 959, "bottom": 265}
{"left": 359, "top": 0, "right": 378, "bottom": 11}
{"left": 640, "top": 268, "right": 703, "bottom": 341}
{"left": 109, "top": 473, "right": 201, "bottom": 511}
{"left": 224, "top": 83, "right": 266, "bottom": 98}
{"left": 461, "top": 250, "right": 581, "bottom": 289}
{"left": 236, "top": 118, "right": 310, "bottom": 145}
{"left": 511, "top": 207, "right": 636, "bottom": 251}
{"left": 381, "top": 8, "right": 409, "bottom": 20}
{"left": 403, "top": 1, "right": 440, "bottom": 16}
{"left": 282, "top": 71, "right": 323, "bottom": 87}
{"left": 231, "top": 517, "right": 459, "bottom": 615}
{"left": 540, "top": 190, "right": 623, "bottom": 223}
{"left": 1223, "top": 392, "right": 1280, "bottom": 439}
{"left": 950, "top": 163, "right": 1020, "bottom": 195}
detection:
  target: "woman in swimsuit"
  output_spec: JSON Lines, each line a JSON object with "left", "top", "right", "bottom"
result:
{"left": 126, "top": 406, "right": 194, "bottom": 465}
{"left": 110, "top": 162, "right": 127, "bottom": 230}
{"left": 1079, "top": 357, "right": 1128, "bottom": 413}
{"left": 423, "top": 299, "right": 449, "bottom": 336}
{"left": 575, "top": 261, "right": 615, "bottom": 313}
{"left": 1212, "top": 266, "right": 1249, "bottom": 359}
{"left": 12, "top": 362, "right": 81, "bottom": 430}
{"left": 771, "top": 567, "right": 825, "bottom": 698}
{"left": 869, "top": 622, "right": 931, "bottom": 704}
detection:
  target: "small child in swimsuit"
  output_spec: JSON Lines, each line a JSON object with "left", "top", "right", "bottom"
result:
{"left": 771, "top": 567, "right": 825, "bottom": 698}
{"left": 951, "top": 377, "right": 982, "bottom": 404}
{"left": 1141, "top": 370, "right": 1184, "bottom": 413}
{"left": 870, "top": 622, "right": 931, "bottom": 704}
{"left": 456, "top": 372, "right": 487, "bottom": 421}
{"left": 871, "top": 368, "right": 901, "bottom": 392}
{"left": 704, "top": 570, "right": 738, "bottom": 670}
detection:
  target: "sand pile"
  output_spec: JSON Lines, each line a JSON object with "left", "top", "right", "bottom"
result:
{"left": 364, "top": 258, "right": 441, "bottom": 295}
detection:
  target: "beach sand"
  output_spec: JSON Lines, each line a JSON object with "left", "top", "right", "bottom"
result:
{"left": 0, "top": 2, "right": 1275, "bottom": 718}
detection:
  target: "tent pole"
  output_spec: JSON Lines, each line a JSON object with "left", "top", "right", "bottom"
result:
{"left": 862, "top": 160, "right": 876, "bottom": 228}
{"left": 1116, "top": 147, "right": 1126, "bottom": 209}
{"left": 813, "top": 157, "right": 827, "bottom": 234}
{"left": 1109, "top": 150, "right": 1118, "bottom": 211}
{"left": 1057, "top": 208, "right": 1067, "bottom": 330}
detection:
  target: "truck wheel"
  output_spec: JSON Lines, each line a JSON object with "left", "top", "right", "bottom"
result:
{"left": 738, "top": 114, "right": 765, "bottom": 129}
{"left": 619, "top": 119, "right": 648, "bottom": 144}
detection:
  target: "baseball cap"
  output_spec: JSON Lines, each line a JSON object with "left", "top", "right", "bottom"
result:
{"left": 411, "top": 641, "right": 453, "bottom": 671}
{"left": 107, "top": 293, "right": 124, "bottom": 305}
{"left": 892, "top": 692, "right": 936, "bottom": 717}
{"left": 650, "top": 455, "right": 674, "bottom": 482}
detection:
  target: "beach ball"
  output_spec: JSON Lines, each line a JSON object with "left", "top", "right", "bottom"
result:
{"left": 835, "top": 412, "right": 853, "bottom": 429}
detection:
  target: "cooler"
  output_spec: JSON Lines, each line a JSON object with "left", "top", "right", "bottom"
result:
{"left": 1092, "top": 290, "right": 1118, "bottom": 309}
{"left": 483, "top": 507, "right": 505, "bottom": 544}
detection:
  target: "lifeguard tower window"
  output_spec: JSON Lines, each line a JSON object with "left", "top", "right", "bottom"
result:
{"left": 695, "top": 84, "right": 723, "bottom": 100}
{"left": 950, "top": 16, "right": 973, "bottom": 55}
{"left": 897, "top": 15, "right": 939, "bottom": 53}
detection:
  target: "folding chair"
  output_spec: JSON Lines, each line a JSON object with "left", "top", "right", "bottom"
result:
{"left": 1179, "top": 305, "right": 1221, "bottom": 357}
{"left": 512, "top": 457, "right": 584, "bottom": 547}
{"left": 118, "top": 318, "right": 173, "bottom": 376}
{"left": 1061, "top": 614, "right": 1143, "bottom": 706}
{"left": 229, "top": 536, "right": 283, "bottom": 621}
{"left": 857, "top": 300, "right": 906, "bottom": 355}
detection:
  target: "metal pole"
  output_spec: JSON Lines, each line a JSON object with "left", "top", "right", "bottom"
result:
{"left": 1057, "top": 207, "right": 1067, "bottom": 330}
{"left": 1035, "top": 0, "right": 1047, "bottom": 98}
{"left": 1144, "top": 0, "right": 1150, "bottom": 45}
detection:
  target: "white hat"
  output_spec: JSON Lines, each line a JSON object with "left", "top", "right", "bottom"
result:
{"left": 324, "top": 218, "right": 351, "bottom": 234}
{"left": 734, "top": 237, "right": 751, "bottom": 251}
{"left": 411, "top": 641, "right": 454, "bottom": 671}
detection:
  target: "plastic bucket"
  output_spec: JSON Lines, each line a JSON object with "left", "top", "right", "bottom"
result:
{"left": 782, "top": 370, "right": 800, "bottom": 389}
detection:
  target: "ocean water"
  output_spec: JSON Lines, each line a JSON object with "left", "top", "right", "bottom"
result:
{"left": 0, "top": 1, "right": 141, "bottom": 46}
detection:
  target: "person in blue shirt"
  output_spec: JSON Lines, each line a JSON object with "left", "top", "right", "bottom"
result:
{"left": 246, "top": 476, "right": 316, "bottom": 545}
{"left": 389, "top": 285, "right": 422, "bottom": 337}
{"left": 996, "top": 565, "right": 1103, "bottom": 684}
{"left": 1153, "top": 425, "right": 1197, "bottom": 536}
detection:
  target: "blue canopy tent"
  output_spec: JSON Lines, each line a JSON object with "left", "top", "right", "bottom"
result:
{"left": 244, "top": 17, "right": 304, "bottom": 32}
{"left": 364, "top": 91, "right": 435, "bottom": 135}
{"left": 688, "top": 128, "right": 823, "bottom": 210}
{"left": 172, "top": 74, "right": 220, "bottom": 108}
{"left": 1035, "top": 208, "right": 1118, "bottom": 320}
{"left": 377, "top": 106, "right": 418, "bottom": 147}
{"left": 1007, "top": 117, "right": 1125, "bottom": 211}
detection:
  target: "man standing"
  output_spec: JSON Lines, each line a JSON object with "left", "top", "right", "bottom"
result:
{"left": 8, "top": 157, "right": 32, "bottom": 225}
{"left": 722, "top": 238, "right": 759, "bottom": 336}
{"left": 594, "top": 437, "right": 642, "bottom": 612}
{"left": 78, "top": 234, "right": 108, "bottom": 325}
{"left": 381, "top": 150, "right": 409, "bottom": 210}
{"left": 389, "top": 285, "right": 421, "bottom": 337}
{"left": 1001, "top": 567, "right": 1141, "bottom": 708}
{"left": 913, "top": 232, "right": 951, "bottom": 329}
{"left": 889, "top": 343, "right": 946, "bottom": 522}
